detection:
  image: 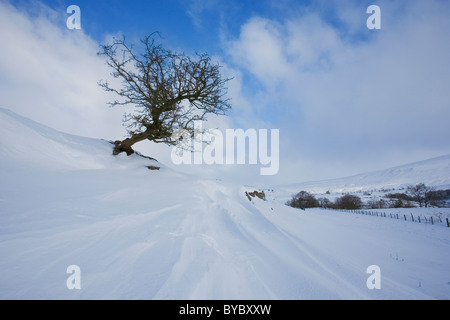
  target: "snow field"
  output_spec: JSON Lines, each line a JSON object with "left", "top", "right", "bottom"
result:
{"left": 0, "top": 108, "right": 449, "bottom": 299}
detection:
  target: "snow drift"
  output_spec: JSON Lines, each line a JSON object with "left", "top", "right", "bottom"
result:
{"left": 0, "top": 107, "right": 449, "bottom": 299}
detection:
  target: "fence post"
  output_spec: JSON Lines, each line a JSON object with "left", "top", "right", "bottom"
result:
{"left": 418, "top": 216, "right": 421, "bottom": 223}
{"left": 447, "top": 218, "right": 450, "bottom": 228}
{"left": 411, "top": 213, "right": 414, "bottom": 222}
{"left": 431, "top": 216, "right": 434, "bottom": 225}
{"left": 404, "top": 214, "right": 407, "bottom": 221}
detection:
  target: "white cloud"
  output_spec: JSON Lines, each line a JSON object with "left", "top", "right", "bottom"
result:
{"left": 0, "top": 1, "right": 125, "bottom": 140}
{"left": 228, "top": 17, "right": 291, "bottom": 88}
{"left": 225, "top": 0, "right": 450, "bottom": 183}
{"left": 285, "top": 14, "right": 342, "bottom": 71}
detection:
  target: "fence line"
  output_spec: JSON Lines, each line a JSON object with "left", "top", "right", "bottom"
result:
{"left": 323, "top": 208, "right": 450, "bottom": 228}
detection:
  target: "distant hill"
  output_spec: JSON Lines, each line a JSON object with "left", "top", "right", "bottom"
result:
{"left": 274, "top": 154, "right": 450, "bottom": 202}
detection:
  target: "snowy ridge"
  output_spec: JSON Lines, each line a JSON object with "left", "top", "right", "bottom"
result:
{"left": 0, "top": 108, "right": 449, "bottom": 299}
{"left": 276, "top": 154, "right": 450, "bottom": 198}
{"left": 0, "top": 107, "right": 160, "bottom": 172}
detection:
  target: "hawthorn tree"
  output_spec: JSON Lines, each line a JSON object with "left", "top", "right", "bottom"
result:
{"left": 98, "top": 33, "right": 232, "bottom": 156}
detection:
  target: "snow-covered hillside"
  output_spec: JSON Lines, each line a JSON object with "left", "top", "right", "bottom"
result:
{"left": 0, "top": 108, "right": 449, "bottom": 300}
{"left": 273, "top": 154, "right": 450, "bottom": 205}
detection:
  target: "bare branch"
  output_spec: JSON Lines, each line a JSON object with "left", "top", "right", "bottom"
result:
{"left": 98, "top": 33, "right": 232, "bottom": 155}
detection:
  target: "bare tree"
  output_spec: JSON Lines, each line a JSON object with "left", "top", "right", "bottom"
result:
{"left": 98, "top": 33, "right": 232, "bottom": 155}
{"left": 407, "top": 183, "right": 433, "bottom": 208}
{"left": 318, "top": 197, "right": 332, "bottom": 208}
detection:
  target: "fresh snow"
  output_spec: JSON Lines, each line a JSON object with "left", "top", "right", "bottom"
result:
{"left": 0, "top": 107, "right": 449, "bottom": 300}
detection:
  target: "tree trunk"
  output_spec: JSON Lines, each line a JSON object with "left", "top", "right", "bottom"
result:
{"left": 113, "top": 132, "right": 148, "bottom": 156}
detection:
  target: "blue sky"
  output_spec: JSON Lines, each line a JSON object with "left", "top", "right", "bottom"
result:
{"left": 1, "top": 0, "right": 450, "bottom": 185}
{"left": 16, "top": 0, "right": 312, "bottom": 51}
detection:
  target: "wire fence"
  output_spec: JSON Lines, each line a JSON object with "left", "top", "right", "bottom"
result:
{"left": 324, "top": 208, "right": 450, "bottom": 228}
